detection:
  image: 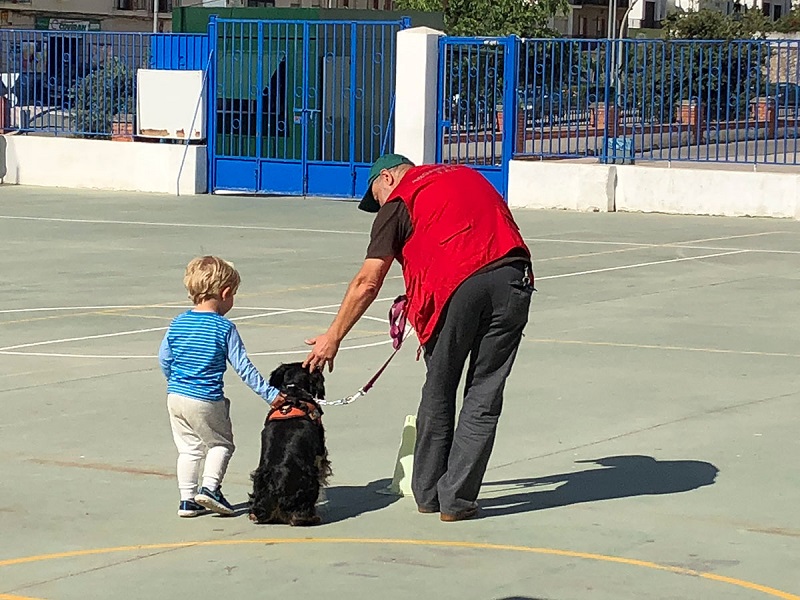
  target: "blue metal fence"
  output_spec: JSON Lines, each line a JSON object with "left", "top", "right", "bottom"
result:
{"left": 150, "top": 33, "right": 210, "bottom": 70}
{"left": 0, "top": 29, "right": 208, "bottom": 137}
{"left": 209, "top": 17, "right": 409, "bottom": 195}
{"left": 436, "top": 36, "right": 517, "bottom": 196}
{"left": 438, "top": 36, "right": 800, "bottom": 177}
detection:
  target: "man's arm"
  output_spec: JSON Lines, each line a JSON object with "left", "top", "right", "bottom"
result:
{"left": 303, "top": 256, "right": 393, "bottom": 372}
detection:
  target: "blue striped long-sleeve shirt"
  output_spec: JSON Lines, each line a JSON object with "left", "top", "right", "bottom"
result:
{"left": 158, "top": 310, "right": 280, "bottom": 404}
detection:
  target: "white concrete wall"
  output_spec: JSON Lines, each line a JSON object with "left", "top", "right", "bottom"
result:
{"left": 508, "top": 160, "right": 616, "bottom": 212}
{"left": 394, "top": 27, "right": 444, "bottom": 165}
{"left": 615, "top": 164, "right": 799, "bottom": 219}
{"left": 0, "top": 135, "right": 207, "bottom": 195}
{"left": 507, "top": 159, "right": 800, "bottom": 219}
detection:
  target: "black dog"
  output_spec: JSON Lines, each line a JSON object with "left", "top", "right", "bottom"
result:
{"left": 249, "top": 362, "right": 332, "bottom": 526}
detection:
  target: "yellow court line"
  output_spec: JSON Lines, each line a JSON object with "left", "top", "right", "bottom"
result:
{"left": 529, "top": 338, "right": 800, "bottom": 359}
{"left": 0, "top": 538, "right": 797, "bottom": 600}
{"left": 0, "top": 305, "right": 186, "bottom": 327}
{"left": 535, "top": 245, "right": 649, "bottom": 263}
{"left": 0, "top": 595, "right": 44, "bottom": 600}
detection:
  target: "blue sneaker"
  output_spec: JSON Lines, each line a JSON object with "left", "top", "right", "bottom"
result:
{"left": 195, "top": 487, "right": 235, "bottom": 516}
{"left": 177, "top": 500, "right": 207, "bottom": 518}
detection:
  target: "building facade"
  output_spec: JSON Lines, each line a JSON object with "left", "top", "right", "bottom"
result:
{"left": 0, "top": 0, "right": 392, "bottom": 32}
{"left": 626, "top": 0, "right": 793, "bottom": 32}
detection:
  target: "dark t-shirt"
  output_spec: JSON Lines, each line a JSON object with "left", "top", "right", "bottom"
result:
{"left": 365, "top": 199, "right": 530, "bottom": 272}
{"left": 366, "top": 200, "right": 413, "bottom": 259}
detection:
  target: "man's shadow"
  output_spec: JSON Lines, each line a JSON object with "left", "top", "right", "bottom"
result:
{"left": 481, "top": 455, "right": 719, "bottom": 516}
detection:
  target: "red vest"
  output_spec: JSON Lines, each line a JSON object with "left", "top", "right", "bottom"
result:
{"left": 390, "top": 164, "right": 530, "bottom": 346}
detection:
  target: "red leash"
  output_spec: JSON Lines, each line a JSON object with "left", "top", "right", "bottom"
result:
{"left": 319, "top": 295, "right": 409, "bottom": 406}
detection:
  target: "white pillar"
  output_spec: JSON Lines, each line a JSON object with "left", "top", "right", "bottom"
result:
{"left": 394, "top": 27, "right": 444, "bottom": 165}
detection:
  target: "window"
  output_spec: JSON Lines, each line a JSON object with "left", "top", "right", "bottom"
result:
{"left": 117, "top": 0, "right": 149, "bottom": 10}
{"left": 762, "top": 1, "right": 771, "bottom": 16}
{"left": 643, "top": 1, "right": 656, "bottom": 28}
{"left": 773, "top": 3, "right": 782, "bottom": 18}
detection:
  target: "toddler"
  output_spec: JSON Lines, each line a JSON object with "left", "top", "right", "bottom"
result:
{"left": 159, "top": 256, "right": 283, "bottom": 517}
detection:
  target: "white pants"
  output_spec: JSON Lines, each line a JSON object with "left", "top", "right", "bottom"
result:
{"left": 167, "top": 394, "right": 235, "bottom": 501}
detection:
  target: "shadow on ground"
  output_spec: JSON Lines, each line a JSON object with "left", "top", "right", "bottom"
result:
{"left": 481, "top": 455, "right": 719, "bottom": 517}
{"left": 322, "top": 478, "right": 402, "bottom": 524}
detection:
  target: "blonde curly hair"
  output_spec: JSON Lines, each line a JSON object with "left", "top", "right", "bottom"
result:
{"left": 183, "top": 256, "right": 241, "bottom": 304}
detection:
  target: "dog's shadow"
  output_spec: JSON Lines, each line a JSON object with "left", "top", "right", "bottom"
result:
{"left": 480, "top": 455, "right": 719, "bottom": 517}
{"left": 319, "top": 478, "right": 401, "bottom": 524}
{"left": 229, "top": 479, "right": 398, "bottom": 522}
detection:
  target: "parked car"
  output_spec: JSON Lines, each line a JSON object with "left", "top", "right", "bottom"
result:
{"left": 445, "top": 93, "right": 495, "bottom": 131}
{"left": 766, "top": 82, "right": 800, "bottom": 107}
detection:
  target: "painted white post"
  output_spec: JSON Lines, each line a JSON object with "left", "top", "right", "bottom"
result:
{"left": 394, "top": 27, "right": 445, "bottom": 165}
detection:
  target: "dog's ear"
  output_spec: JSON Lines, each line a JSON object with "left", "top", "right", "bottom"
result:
{"left": 269, "top": 363, "right": 292, "bottom": 389}
{"left": 308, "top": 369, "right": 326, "bottom": 400}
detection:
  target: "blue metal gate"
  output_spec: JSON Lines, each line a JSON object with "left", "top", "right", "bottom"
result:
{"left": 208, "top": 17, "right": 409, "bottom": 196}
{"left": 436, "top": 36, "right": 519, "bottom": 197}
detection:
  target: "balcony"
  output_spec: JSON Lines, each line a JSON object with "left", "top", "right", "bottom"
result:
{"left": 116, "top": 0, "right": 172, "bottom": 12}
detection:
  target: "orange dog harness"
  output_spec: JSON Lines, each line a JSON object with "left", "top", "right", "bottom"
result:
{"left": 267, "top": 400, "right": 322, "bottom": 425}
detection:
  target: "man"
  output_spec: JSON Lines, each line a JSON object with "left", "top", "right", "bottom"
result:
{"left": 303, "top": 154, "right": 533, "bottom": 522}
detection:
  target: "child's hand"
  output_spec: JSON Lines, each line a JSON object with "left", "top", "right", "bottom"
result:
{"left": 271, "top": 393, "right": 287, "bottom": 409}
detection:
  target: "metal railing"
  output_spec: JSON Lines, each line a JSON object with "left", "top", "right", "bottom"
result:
{"left": 0, "top": 29, "right": 208, "bottom": 137}
{"left": 440, "top": 36, "right": 800, "bottom": 166}
{"left": 212, "top": 19, "right": 402, "bottom": 166}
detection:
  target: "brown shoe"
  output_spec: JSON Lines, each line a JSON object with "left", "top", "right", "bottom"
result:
{"left": 440, "top": 507, "right": 478, "bottom": 522}
{"left": 417, "top": 505, "right": 439, "bottom": 514}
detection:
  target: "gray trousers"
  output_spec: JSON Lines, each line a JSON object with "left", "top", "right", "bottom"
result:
{"left": 412, "top": 262, "right": 532, "bottom": 514}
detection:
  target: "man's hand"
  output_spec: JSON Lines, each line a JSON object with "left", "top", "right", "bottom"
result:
{"left": 303, "top": 333, "right": 341, "bottom": 373}
{"left": 302, "top": 257, "right": 392, "bottom": 374}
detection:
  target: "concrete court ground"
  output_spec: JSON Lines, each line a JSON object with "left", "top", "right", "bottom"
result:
{"left": 0, "top": 186, "right": 798, "bottom": 600}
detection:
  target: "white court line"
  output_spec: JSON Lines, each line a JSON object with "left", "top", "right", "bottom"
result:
{"left": 0, "top": 316, "right": 406, "bottom": 359}
{"left": 676, "top": 231, "right": 784, "bottom": 244}
{"left": 1, "top": 251, "right": 747, "bottom": 359}
{"left": 659, "top": 245, "right": 800, "bottom": 256}
{"left": 0, "top": 304, "right": 393, "bottom": 351}
{"left": 0, "top": 215, "right": 367, "bottom": 236}
{"left": 536, "top": 250, "right": 748, "bottom": 281}
{"left": 524, "top": 230, "right": 787, "bottom": 248}
{"left": 0, "top": 340, "right": 395, "bottom": 360}
{"left": 0, "top": 303, "right": 395, "bottom": 317}
{"left": 0, "top": 302, "right": 396, "bottom": 355}
{"left": 2, "top": 214, "right": 792, "bottom": 251}
{"left": 0, "top": 306, "right": 314, "bottom": 351}
{"left": 0, "top": 324, "right": 170, "bottom": 352}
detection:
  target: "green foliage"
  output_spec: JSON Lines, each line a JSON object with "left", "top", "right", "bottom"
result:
{"left": 610, "top": 10, "right": 771, "bottom": 124}
{"left": 620, "top": 38, "right": 769, "bottom": 124}
{"left": 70, "top": 57, "right": 135, "bottom": 138}
{"left": 661, "top": 8, "right": 770, "bottom": 40}
{"left": 772, "top": 8, "right": 800, "bottom": 32}
{"left": 395, "top": 0, "right": 568, "bottom": 38}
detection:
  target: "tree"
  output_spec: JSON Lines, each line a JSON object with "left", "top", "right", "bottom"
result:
{"left": 661, "top": 8, "right": 770, "bottom": 40}
{"left": 395, "top": 0, "right": 568, "bottom": 38}
{"left": 773, "top": 7, "right": 800, "bottom": 33}
{"left": 70, "top": 57, "right": 136, "bottom": 138}
{"left": 618, "top": 10, "right": 772, "bottom": 125}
